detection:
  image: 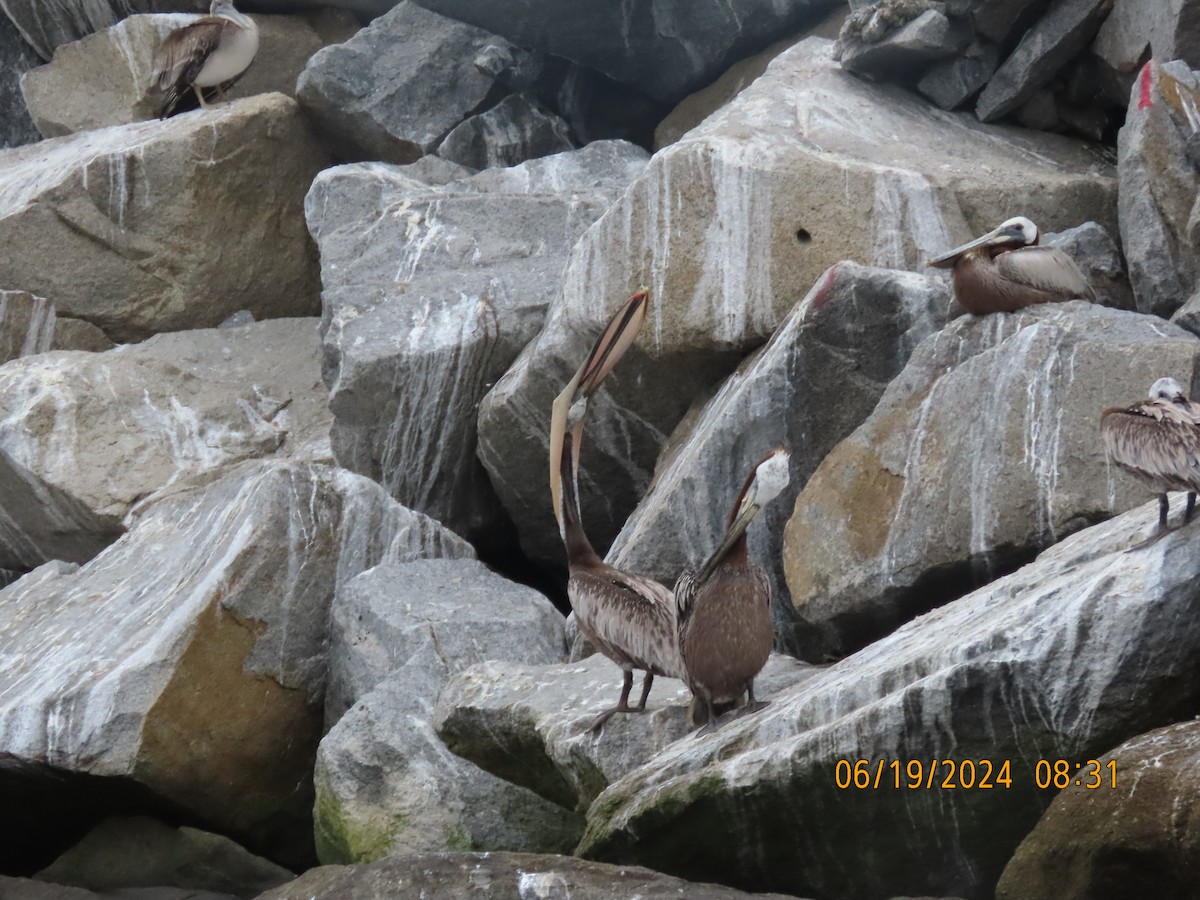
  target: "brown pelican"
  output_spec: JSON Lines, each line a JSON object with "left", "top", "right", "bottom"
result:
{"left": 926, "top": 216, "right": 1096, "bottom": 314}
{"left": 675, "top": 447, "right": 790, "bottom": 734}
{"left": 1102, "top": 376, "right": 1200, "bottom": 537}
{"left": 150, "top": 0, "right": 259, "bottom": 118}
{"left": 549, "top": 289, "right": 684, "bottom": 731}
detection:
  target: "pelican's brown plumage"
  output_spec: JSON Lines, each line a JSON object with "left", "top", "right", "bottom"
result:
{"left": 150, "top": 0, "right": 259, "bottom": 119}
{"left": 675, "top": 447, "right": 790, "bottom": 733}
{"left": 1101, "top": 376, "right": 1200, "bottom": 534}
{"left": 549, "top": 289, "right": 683, "bottom": 731}
{"left": 926, "top": 216, "right": 1096, "bottom": 314}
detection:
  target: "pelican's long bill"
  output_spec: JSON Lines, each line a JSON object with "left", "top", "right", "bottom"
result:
{"left": 549, "top": 288, "right": 651, "bottom": 539}
{"left": 926, "top": 217, "right": 1038, "bottom": 269}
{"left": 698, "top": 447, "right": 791, "bottom": 581}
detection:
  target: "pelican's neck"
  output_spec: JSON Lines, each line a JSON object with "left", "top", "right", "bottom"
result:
{"left": 216, "top": 6, "right": 255, "bottom": 29}
{"left": 559, "top": 429, "right": 601, "bottom": 568}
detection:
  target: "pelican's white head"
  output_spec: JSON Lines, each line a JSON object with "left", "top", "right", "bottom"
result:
{"left": 753, "top": 447, "right": 791, "bottom": 507}
{"left": 1149, "top": 376, "right": 1187, "bottom": 403}
{"left": 994, "top": 216, "right": 1039, "bottom": 246}
{"left": 210, "top": 0, "right": 238, "bottom": 15}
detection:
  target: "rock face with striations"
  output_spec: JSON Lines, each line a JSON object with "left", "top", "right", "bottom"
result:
{"left": 579, "top": 499, "right": 1200, "bottom": 899}
{"left": 1118, "top": 59, "right": 1200, "bottom": 319}
{"left": 0, "top": 14, "right": 40, "bottom": 148}
{"left": 477, "top": 36, "right": 1118, "bottom": 567}
{"left": 0, "top": 460, "right": 473, "bottom": 867}
{"left": 996, "top": 720, "right": 1200, "bottom": 900}
{"left": 606, "top": 263, "right": 956, "bottom": 654}
{"left": 0, "top": 290, "right": 112, "bottom": 363}
{"left": 783, "top": 302, "right": 1200, "bottom": 661}
{"left": 20, "top": 12, "right": 355, "bottom": 138}
{"left": 0, "top": 93, "right": 329, "bottom": 341}
{"left": 306, "top": 141, "right": 647, "bottom": 541}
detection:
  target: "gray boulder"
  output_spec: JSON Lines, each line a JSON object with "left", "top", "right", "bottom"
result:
{"left": 0, "top": 93, "right": 328, "bottom": 341}
{"left": 916, "top": 45, "right": 1001, "bottom": 110}
{"left": 0, "top": 318, "right": 330, "bottom": 570}
{"left": 783, "top": 303, "right": 1200, "bottom": 661}
{"left": 0, "top": 15, "right": 40, "bottom": 147}
{"left": 435, "top": 653, "right": 817, "bottom": 811}
{"left": 437, "top": 93, "right": 574, "bottom": 171}
{"left": 0, "top": 290, "right": 112, "bottom": 363}
{"left": 0, "top": 459, "right": 472, "bottom": 866}
{"left": 306, "top": 142, "right": 647, "bottom": 541}
{"left": 259, "top": 852, "right": 804, "bottom": 900}
{"left": 296, "top": 2, "right": 529, "bottom": 165}
{"left": 477, "top": 37, "right": 1118, "bottom": 567}
{"left": 838, "top": 8, "right": 972, "bottom": 77}
{"left": 976, "top": 0, "right": 1114, "bottom": 122}
{"left": 606, "top": 263, "right": 955, "bottom": 656}
{"left": 1118, "top": 59, "right": 1200, "bottom": 319}
{"left": 34, "top": 816, "right": 293, "bottom": 896}
{"left": 20, "top": 12, "right": 355, "bottom": 137}
{"left": 579, "top": 498, "right": 1200, "bottom": 898}
{"left": 1093, "top": 0, "right": 1200, "bottom": 79}
{"left": 411, "top": 0, "right": 845, "bottom": 104}
{"left": 997, "top": 720, "right": 1200, "bottom": 900}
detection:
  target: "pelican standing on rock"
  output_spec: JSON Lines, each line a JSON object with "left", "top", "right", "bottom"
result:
{"left": 1101, "top": 376, "right": 1200, "bottom": 537}
{"left": 150, "top": 0, "right": 259, "bottom": 118}
{"left": 549, "top": 290, "right": 684, "bottom": 731}
{"left": 675, "top": 447, "right": 790, "bottom": 734}
{"left": 926, "top": 216, "right": 1095, "bottom": 314}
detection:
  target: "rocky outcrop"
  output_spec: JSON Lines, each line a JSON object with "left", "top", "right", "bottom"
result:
{"left": 34, "top": 816, "right": 293, "bottom": 896}
{"left": 996, "top": 721, "right": 1200, "bottom": 900}
{"left": 0, "top": 14, "right": 39, "bottom": 147}
{"left": 260, "top": 852, "right": 804, "bottom": 900}
{"left": 0, "top": 460, "right": 472, "bottom": 867}
{"left": 307, "top": 142, "right": 647, "bottom": 541}
{"left": 1118, "top": 59, "right": 1200, "bottom": 319}
{"left": 435, "top": 653, "right": 817, "bottom": 811}
{"left": 606, "top": 264, "right": 955, "bottom": 654}
{"left": 0, "top": 318, "right": 330, "bottom": 571}
{"left": 783, "top": 302, "right": 1200, "bottom": 661}
{"left": 477, "top": 36, "right": 1118, "bottom": 567}
{"left": 1093, "top": 0, "right": 1200, "bottom": 85}
{"left": 0, "top": 93, "right": 329, "bottom": 341}
{"left": 578, "top": 499, "right": 1200, "bottom": 898}
{"left": 20, "top": 11, "right": 356, "bottom": 137}
{"left": 0, "top": 290, "right": 112, "bottom": 363}
{"left": 436, "top": 93, "right": 574, "bottom": 170}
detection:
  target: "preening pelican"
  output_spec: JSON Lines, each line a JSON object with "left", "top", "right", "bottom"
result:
{"left": 675, "top": 447, "right": 790, "bottom": 733}
{"left": 926, "top": 216, "right": 1095, "bottom": 314}
{"left": 150, "top": 0, "right": 259, "bottom": 118}
{"left": 1102, "top": 376, "right": 1200, "bottom": 536}
{"left": 549, "top": 289, "right": 684, "bottom": 731}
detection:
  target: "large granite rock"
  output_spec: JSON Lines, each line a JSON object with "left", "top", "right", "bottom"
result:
{"left": 20, "top": 11, "right": 355, "bottom": 137}
{"left": 412, "top": 0, "right": 844, "bottom": 104}
{"left": 307, "top": 142, "right": 647, "bottom": 541}
{"left": 34, "top": 816, "right": 292, "bottom": 896}
{"left": 297, "top": 2, "right": 529, "bottom": 165}
{"left": 997, "top": 721, "right": 1200, "bottom": 900}
{"left": 435, "top": 653, "right": 817, "bottom": 812}
{"left": 606, "top": 263, "right": 955, "bottom": 655}
{"left": 837, "top": 7, "right": 972, "bottom": 77}
{"left": 0, "top": 14, "right": 40, "bottom": 147}
{"left": 1093, "top": 0, "right": 1200, "bottom": 78}
{"left": 578, "top": 498, "right": 1200, "bottom": 898}
{"left": 0, "top": 460, "right": 473, "bottom": 867}
{"left": 1118, "top": 60, "right": 1200, "bottom": 319}
{"left": 975, "top": 0, "right": 1113, "bottom": 122}
{"left": 0, "top": 290, "right": 112, "bottom": 363}
{"left": 0, "top": 93, "right": 328, "bottom": 341}
{"left": 259, "top": 852, "right": 804, "bottom": 900}
{"left": 783, "top": 302, "right": 1200, "bottom": 661}
{"left": 477, "top": 37, "right": 1118, "bottom": 567}
{"left": 0, "top": 318, "right": 330, "bottom": 571}
{"left": 436, "top": 93, "right": 574, "bottom": 171}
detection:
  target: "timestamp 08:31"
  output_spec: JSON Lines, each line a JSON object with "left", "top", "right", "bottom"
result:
{"left": 833, "top": 758, "right": 1118, "bottom": 790}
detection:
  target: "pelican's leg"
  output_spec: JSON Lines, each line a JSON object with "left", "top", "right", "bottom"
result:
{"left": 694, "top": 698, "right": 720, "bottom": 737}
{"left": 588, "top": 670, "right": 634, "bottom": 733}
{"left": 194, "top": 85, "right": 210, "bottom": 108}
{"left": 1187, "top": 492, "right": 1197, "bottom": 524}
{"left": 1129, "top": 494, "right": 1178, "bottom": 551}
{"left": 742, "top": 680, "right": 769, "bottom": 714}
{"left": 632, "top": 672, "right": 654, "bottom": 711}
{"left": 1161, "top": 493, "right": 1171, "bottom": 529}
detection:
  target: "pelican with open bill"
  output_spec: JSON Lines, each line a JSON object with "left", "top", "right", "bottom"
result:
{"left": 1101, "top": 376, "right": 1200, "bottom": 539}
{"left": 675, "top": 447, "right": 790, "bottom": 734}
{"left": 549, "top": 289, "right": 684, "bottom": 732}
{"left": 926, "top": 216, "right": 1095, "bottom": 314}
{"left": 150, "top": 0, "right": 259, "bottom": 118}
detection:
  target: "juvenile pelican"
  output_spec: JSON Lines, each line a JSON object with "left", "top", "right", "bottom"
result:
{"left": 150, "top": 0, "right": 259, "bottom": 118}
{"left": 549, "top": 290, "right": 683, "bottom": 731}
{"left": 675, "top": 447, "right": 790, "bottom": 733}
{"left": 1102, "top": 376, "right": 1200, "bottom": 536}
{"left": 926, "top": 216, "right": 1095, "bottom": 314}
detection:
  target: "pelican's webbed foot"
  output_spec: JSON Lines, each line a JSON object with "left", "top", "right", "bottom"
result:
{"left": 588, "top": 671, "right": 653, "bottom": 733}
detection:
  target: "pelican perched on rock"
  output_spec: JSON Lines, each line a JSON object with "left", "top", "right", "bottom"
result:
{"left": 150, "top": 0, "right": 259, "bottom": 118}
{"left": 675, "top": 447, "right": 790, "bottom": 734}
{"left": 1102, "top": 376, "right": 1200, "bottom": 537}
{"left": 549, "top": 289, "right": 683, "bottom": 731}
{"left": 926, "top": 216, "right": 1095, "bottom": 314}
